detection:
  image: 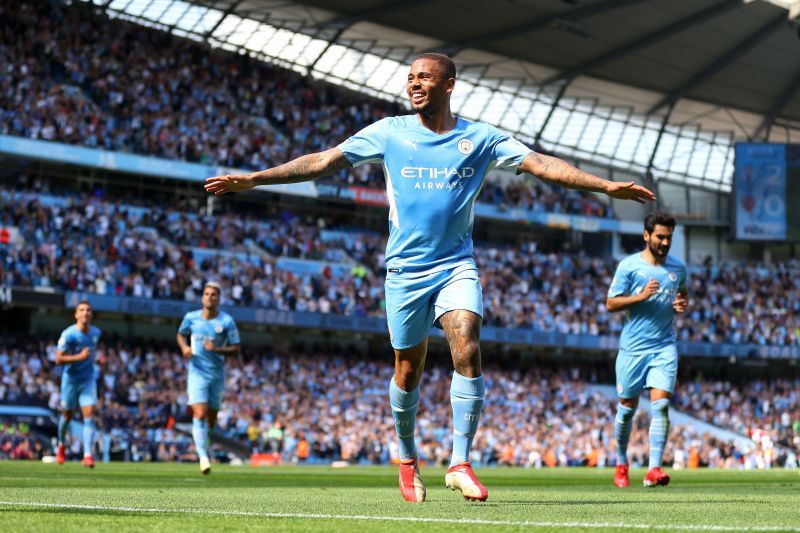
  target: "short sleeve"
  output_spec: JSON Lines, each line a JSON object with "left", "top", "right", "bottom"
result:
{"left": 337, "top": 118, "right": 388, "bottom": 167}
{"left": 226, "top": 318, "right": 240, "bottom": 345}
{"left": 178, "top": 314, "right": 192, "bottom": 336}
{"left": 607, "top": 262, "right": 632, "bottom": 298}
{"left": 488, "top": 126, "right": 533, "bottom": 173}
{"left": 56, "top": 331, "right": 70, "bottom": 353}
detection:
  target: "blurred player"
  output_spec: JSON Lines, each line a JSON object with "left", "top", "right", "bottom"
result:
{"left": 55, "top": 300, "right": 101, "bottom": 468}
{"left": 204, "top": 53, "right": 655, "bottom": 501}
{"left": 176, "top": 281, "right": 241, "bottom": 474}
{"left": 606, "top": 211, "right": 688, "bottom": 488}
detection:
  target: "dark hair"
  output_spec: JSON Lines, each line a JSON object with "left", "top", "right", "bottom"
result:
{"left": 76, "top": 300, "right": 91, "bottom": 309}
{"left": 644, "top": 210, "right": 676, "bottom": 233}
{"left": 412, "top": 53, "right": 456, "bottom": 79}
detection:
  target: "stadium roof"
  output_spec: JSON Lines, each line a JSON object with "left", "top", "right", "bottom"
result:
{"left": 196, "top": 0, "right": 800, "bottom": 124}
{"left": 96, "top": 0, "right": 800, "bottom": 190}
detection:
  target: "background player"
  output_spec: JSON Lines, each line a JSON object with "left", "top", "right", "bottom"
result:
{"left": 204, "top": 52, "right": 655, "bottom": 502}
{"left": 606, "top": 211, "right": 688, "bottom": 488}
{"left": 55, "top": 300, "right": 101, "bottom": 468}
{"left": 176, "top": 281, "right": 241, "bottom": 474}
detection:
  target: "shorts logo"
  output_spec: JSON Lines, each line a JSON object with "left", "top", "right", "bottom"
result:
{"left": 617, "top": 383, "right": 623, "bottom": 394}
{"left": 668, "top": 272, "right": 677, "bottom": 282}
{"left": 215, "top": 325, "right": 223, "bottom": 334}
{"left": 457, "top": 138, "right": 474, "bottom": 155}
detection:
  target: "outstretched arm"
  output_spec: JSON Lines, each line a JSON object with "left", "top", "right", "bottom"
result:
{"left": 204, "top": 147, "right": 352, "bottom": 195}
{"left": 518, "top": 152, "right": 656, "bottom": 204}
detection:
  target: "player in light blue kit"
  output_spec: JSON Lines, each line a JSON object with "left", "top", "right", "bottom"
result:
{"left": 205, "top": 53, "right": 655, "bottom": 502}
{"left": 606, "top": 211, "right": 688, "bottom": 488}
{"left": 176, "top": 281, "right": 240, "bottom": 474}
{"left": 55, "top": 300, "right": 101, "bottom": 468}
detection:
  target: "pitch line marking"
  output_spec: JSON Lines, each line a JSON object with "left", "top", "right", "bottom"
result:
{"left": 0, "top": 501, "right": 798, "bottom": 532}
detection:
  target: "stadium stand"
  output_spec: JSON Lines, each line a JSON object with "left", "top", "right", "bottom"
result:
{"left": 0, "top": 0, "right": 613, "bottom": 218}
{"left": 0, "top": 0, "right": 797, "bottom": 476}
{"left": 2, "top": 179, "right": 798, "bottom": 345}
{"left": 0, "top": 336, "right": 796, "bottom": 467}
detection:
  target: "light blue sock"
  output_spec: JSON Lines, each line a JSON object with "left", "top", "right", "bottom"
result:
{"left": 389, "top": 377, "right": 419, "bottom": 460}
{"left": 82, "top": 418, "right": 95, "bottom": 457}
{"left": 450, "top": 372, "right": 485, "bottom": 466}
{"left": 58, "top": 415, "right": 69, "bottom": 445}
{"left": 615, "top": 403, "right": 635, "bottom": 466}
{"left": 649, "top": 399, "right": 670, "bottom": 468}
{"left": 192, "top": 418, "right": 209, "bottom": 460}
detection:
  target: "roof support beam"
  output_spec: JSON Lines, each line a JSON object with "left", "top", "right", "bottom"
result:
{"left": 754, "top": 66, "right": 800, "bottom": 141}
{"left": 541, "top": 0, "right": 742, "bottom": 86}
{"left": 648, "top": 13, "right": 787, "bottom": 115}
{"left": 305, "top": 0, "right": 435, "bottom": 72}
{"left": 437, "top": 0, "right": 648, "bottom": 57}
{"left": 205, "top": 0, "right": 245, "bottom": 39}
{"left": 534, "top": 83, "right": 568, "bottom": 145}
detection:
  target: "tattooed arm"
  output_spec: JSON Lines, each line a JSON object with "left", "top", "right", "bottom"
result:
{"left": 204, "top": 147, "right": 352, "bottom": 195}
{"left": 518, "top": 152, "right": 656, "bottom": 204}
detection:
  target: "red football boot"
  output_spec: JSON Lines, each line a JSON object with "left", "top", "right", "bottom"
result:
{"left": 445, "top": 462, "right": 488, "bottom": 501}
{"left": 644, "top": 467, "right": 670, "bottom": 487}
{"left": 614, "top": 464, "right": 630, "bottom": 488}
{"left": 56, "top": 444, "right": 66, "bottom": 465}
{"left": 82, "top": 455, "right": 95, "bottom": 469}
{"left": 398, "top": 458, "right": 426, "bottom": 503}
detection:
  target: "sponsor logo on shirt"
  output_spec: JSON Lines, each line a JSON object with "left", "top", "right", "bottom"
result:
{"left": 400, "top": 166, "right": 474, "bottom": 191}
{"left": 400, "top": 167, "right": 474, "bottom": 179}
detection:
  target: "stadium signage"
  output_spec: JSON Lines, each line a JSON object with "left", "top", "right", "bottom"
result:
{"left": 0, "top": 286, "right": 62, "bottom": 307}
{"left": 0, "top": 286, "right": 10, "bottom": 304}
{"left": 0, "top": 135, "right": 641, "bottom": 235}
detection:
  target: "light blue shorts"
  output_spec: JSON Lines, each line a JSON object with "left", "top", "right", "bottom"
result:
{"left": 61, "top": 375, "right": 97, "bottom": 410}
{"left": 615, "top": 345, "right": 678, "bottom": 398}
{"left": 187, "top": 370, "right": 224, "bottom": 410}
{"left": 384, "top": 264, "right": 483, "bottom": 350}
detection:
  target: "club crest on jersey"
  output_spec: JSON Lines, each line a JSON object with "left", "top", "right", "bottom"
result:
{"left": 668, "top": 272, "right": 677, "bottom": 282}
{"left": 457, "top": 138, "right": 474, "bottom": 155}
{"left": 215, "top": 325, "right": 223, "bottom": 334}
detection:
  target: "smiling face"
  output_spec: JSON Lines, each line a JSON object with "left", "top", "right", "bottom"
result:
{"left": 406, "top": 58, "right": 454, "bottom": 116}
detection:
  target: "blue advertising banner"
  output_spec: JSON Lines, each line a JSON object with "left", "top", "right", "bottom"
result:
{"left": 0, "top": 135, "right": 317, "bottom": 197}
{"left": 65, "top": 292, "right": 800, "bottom": 359}
{"left": 2, "top": 134, "right": 638, "bottom": 235}
{"left": 734, "top": 143, "right": 787, "bottom": 240}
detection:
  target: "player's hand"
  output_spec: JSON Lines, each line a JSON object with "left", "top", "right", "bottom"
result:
{"left": 203, "top": 340, "right": 217, "bottom": 352}
{"left": 673, "top": 293, "right": 688, "bottom": 313}
{"left": 640, "top": 278, "right": 659, "bottom": 300}
{"left": 605, "top": 181, "right": 656, "bottom": 204}
{"left": 182, "top": 346, "right": 193, "bottom": 359}
{"left": 78, "top": 347, "right": 90, "bottom": 361}
{"left": 204, "top": 174, "right": 255, "bottom": 195}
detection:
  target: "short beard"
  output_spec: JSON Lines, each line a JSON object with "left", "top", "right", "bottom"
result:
{"left": 648, "top": 241, "right": 669, "bottom": 258}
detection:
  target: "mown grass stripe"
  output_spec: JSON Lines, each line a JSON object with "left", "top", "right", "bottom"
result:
{"left": 1, "top": 500, "right": 797, "bottom": 532}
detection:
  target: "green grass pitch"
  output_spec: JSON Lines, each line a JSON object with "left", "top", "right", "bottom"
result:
{"left": 1, "top": 462, "right": 798, "bottom": 531}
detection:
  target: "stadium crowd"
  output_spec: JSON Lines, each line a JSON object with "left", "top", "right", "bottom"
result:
{"left": 2, "top": 181, "right": 799, "bottom": 347}
{"left": 0, "top": 337, "right": 796, "bottom": 468}
{"left": 0, "top": 0, "right": 612, "bottom": 218}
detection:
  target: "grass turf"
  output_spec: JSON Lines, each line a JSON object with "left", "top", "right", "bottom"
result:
{"left": 0, "top": 462, "right": 798, "bottom": 532}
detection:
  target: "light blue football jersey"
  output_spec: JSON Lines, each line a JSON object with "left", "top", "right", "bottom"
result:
{"left": 178, "top": 310, "right": 240, "bottom": 379}
{"left": 608, "top": 253, "right": 688, "bottom": 354}
{"left": 57, "top": 325, "right": 101, "bottom": 382}
{"left": 338, "top": 115, "right": 532, "bottom": 272}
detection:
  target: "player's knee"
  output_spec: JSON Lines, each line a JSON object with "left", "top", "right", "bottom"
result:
{"left": 651, "top": 398, "right": 670, "bottom": 416}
